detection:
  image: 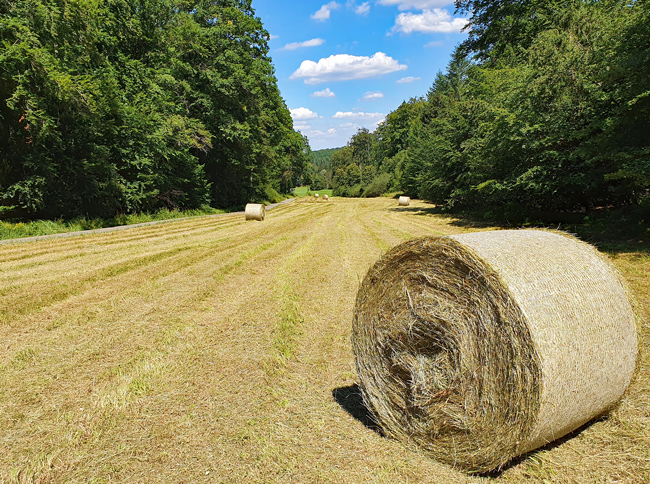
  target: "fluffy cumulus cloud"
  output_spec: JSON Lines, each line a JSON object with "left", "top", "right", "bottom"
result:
{"left": 311, "top": 88, "right": 336, "bottom": 98}
{"left": 392, "top": 9, "right": 469, "bottom": 34}
{"left": 333, "top": 111, "right": 385, "bottom": 120}
{"left": 290, "top": 107, "right": 318, "bottom": 120}
{"left": 377, "top": 0, "right": 453, "bottom": 10}
{"left": 355, "top": 2, "right": 371, "bottom": 15}
{"left": 361, "top": 91, "right": 384, "bottom": 101}
{"left": 310, "top": 128, "right": 337, "bottom": 137}
{"left": 396, "top": 76, "right": 421, "bottom": 83}
{"left": 294, "top": 121, "right": 312, "bottom": 131}
{"left": 311, "top": 1, "right": 341, "bottom": 21}
{"left": 290, "top": 52, "right": 407, "bottom": 84}
{"left": 346, "top": 0, "right": 370, "bottom": 15}
{"left": 281, "top": 38, "right": 325, "bottom": 51}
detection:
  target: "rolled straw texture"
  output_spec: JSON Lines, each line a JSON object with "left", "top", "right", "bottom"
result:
{"left": 398, "top": 196, "right": 410, "bottom": 206}
{"left": 352, "top": 230, "right": 638, "bottom": 473}
{"left": 244, "top": 203, "right": 265, "bottom": 221}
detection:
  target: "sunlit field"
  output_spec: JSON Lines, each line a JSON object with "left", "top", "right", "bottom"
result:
{"left": 1, "top": 198, "right": 647, "bottom": 483}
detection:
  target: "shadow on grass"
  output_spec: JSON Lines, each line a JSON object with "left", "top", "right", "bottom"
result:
{"left": 480, "top": 415, "right": 607, "bottom": 478}
{"left": 334, "top": 382, "right": 607, "bottom": 477}
{"left": 332, "top": 384, "right": 384, "bottom": 436}
{"left": 390, "top": 204, "right": 650, "bottom": 256}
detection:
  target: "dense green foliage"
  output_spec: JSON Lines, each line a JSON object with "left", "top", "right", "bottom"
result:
{"left": 333, "top": 0, "right": 650, "bottom": 219}
{"left": 0, "top": 0, "right": 307, "bottom": 219}
{"left": 303, "top": 147, "right": 339, "bottom": 190}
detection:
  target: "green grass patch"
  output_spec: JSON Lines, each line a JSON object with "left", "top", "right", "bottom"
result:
{"left": 291, "top": 187, "right": 333, "bottom": 198}
{"left": 0, "top": 206, "right": 232, "bottom": 241}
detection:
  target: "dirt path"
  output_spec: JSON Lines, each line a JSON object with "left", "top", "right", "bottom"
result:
{"left": 0, "top": 198, "right": 647, "bottom": 483}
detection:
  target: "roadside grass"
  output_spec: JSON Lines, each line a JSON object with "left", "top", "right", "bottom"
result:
{"left": 0, "top": 206, "right": 233, "bottom": 241}
{"left": 0, "top": 198, "right": 647, "bottom": 483}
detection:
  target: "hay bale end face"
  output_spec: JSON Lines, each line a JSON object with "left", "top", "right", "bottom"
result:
{"left": 244, "top": 203, "right": 265, "bottom": 221}
{"left": 398, "top": 196, "right": 410, "bottom": 206}
{"left": 323, "top": 194, "right": 329, "bottom": 200}
{"left": 352, "top": 230, "right": 638, "bottom": 473}
{"left": 314, "top": 193, "right": 319, "bottom": 198}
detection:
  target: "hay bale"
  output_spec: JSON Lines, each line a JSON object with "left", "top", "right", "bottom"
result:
{"left": 244, "top": 203, "right": 265, "bottom": 221}
{"left": 398, "top": 196, "right": 410, "bottom": 206}
{"left": 352, "top": 230, "right": 638, "bottom": 473}
{"left": 314, "top": 193, "right": 320, "bottom": 198}
{"left": 323, "top": 194, "right": 329, "bottom": 201}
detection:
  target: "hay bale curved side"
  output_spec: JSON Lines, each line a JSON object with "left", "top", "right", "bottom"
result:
{"left": 398, "top": 196, "right": 410, "bottom": 206}
{"left": 244, "top": 203, "right": 266, "bottom": 221}
{"left": 323, "top": 194, "right": 329, "bottom": 201}
{"left": 351, "top": 230, "right": 637, "bottom": 473}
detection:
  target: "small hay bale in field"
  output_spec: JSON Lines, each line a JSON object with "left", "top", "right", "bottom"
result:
{"left": 398, "top": 196, "right": 410, "bottom": 206}
{"left": 352, "top": 230, "right": 638, "bottom": 473}
{"left": 314, "top": 193, "right": 320, "bottom": 198}
{"left": 323, "top": 194, "right": 329, "bottom": 201}
{"left": 244, "top": 203, "right": 266, "bottom": 221}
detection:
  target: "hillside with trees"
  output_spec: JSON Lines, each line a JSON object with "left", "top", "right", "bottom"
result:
{"left": 0, "top": 0, "right": 308, "bottom": 220}
{"left": 332, "top": 0, "right": 650, "bottom": 221}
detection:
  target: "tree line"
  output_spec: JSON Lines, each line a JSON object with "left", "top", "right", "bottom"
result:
{"left": 330, "top": 0, "right": 649, "bottom": 220}
{"left": 0, "top": 0, "right": 308, "bottom": 220}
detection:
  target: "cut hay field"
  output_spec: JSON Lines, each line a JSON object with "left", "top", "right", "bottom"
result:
{"left": 0, "top": 198, "right": 648, "bottom": 483}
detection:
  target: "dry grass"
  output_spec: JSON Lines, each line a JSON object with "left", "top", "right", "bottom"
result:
{"left": 0, "top": 197, "right": 648, "bottom": 483}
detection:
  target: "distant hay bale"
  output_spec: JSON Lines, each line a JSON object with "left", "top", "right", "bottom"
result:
{"left": 323, "top": 194, "right": 329, "bottom": 200}
{"left": 352, "top": 230, "right": 638, "bottom": 473}
{"left": 244, "top": 203, "right": 265, "bottom": 221}
{"left": 398, "top": 196, "right": 410, "bottom": 206}
{"left": 314, "top": 193, "right": 320, "bottom": 198}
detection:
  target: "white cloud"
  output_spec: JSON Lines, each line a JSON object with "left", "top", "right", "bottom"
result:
{"left": 309, "top": 128, "right": 337, "bottom": 137}
{"left": 360, "top": 91, "right": 384, "bottom": 101}
{"left": 281, "top": 38, "right": 325, "bottom": 51}
{"left": 290, "top": 52, "right": 407, "bottom": 84}
{"left": 311, "top": 88, "right": 336, "bottom": 98}
{"left": 392, "top": 9, "right": 469, "bottom": 34}
{"left": 424, "top": 40, "right": 444, "bottom": 47}
{"left": 294, "top": 122, "right": 312, "bottom": 131}
{"left": 311, "top": 1, "right": 341, "bottom": 21}
{"left": 269, "top": 34, "right": 279, "bottom": 40}
{"left": 290, "top": 107, "right": 318, "bottom": 120}
{"left": 355, "top": 2, "right": 371, "bottom": 15}
{"left": 396, "top": 76, "right": 421, "bottom": 83}
{"left": 333, "top": 111, "right": 385, "bottom": 119}
{"left": 378, "top": 0, "right": 453, "bottom": 10}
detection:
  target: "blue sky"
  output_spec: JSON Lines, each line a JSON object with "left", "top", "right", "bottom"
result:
{"left": 252, "top": 0, "right": 469, "bottom": 150}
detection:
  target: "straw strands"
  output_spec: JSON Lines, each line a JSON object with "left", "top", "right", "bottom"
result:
{"left": 244, "top": 203, "right": 266, "bottom": 221}
{"left": 398, "top": 196, "right": 410, "bottom": 206}
{"left": 352, "top": 230, "right": 638, "bottom": 473}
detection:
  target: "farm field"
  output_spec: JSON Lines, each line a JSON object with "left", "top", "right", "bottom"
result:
{"left": 0, "top": 197, "right": 648, "bottom": 483}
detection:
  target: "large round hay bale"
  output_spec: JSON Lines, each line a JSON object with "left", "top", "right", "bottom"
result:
{"left": 244, "top": 203, "right": 265, "bottom": 221}
{"left": 352, "top": 230, "right": 637, "bottom": 473}
{"left": 314, "top": 193, "right": 320, "bottom": 198}
{"left": 323, "top": 194, "right": 329, "bottom": 201}
{"left": 398, "top": 196, "right": 410, "bottom": 206}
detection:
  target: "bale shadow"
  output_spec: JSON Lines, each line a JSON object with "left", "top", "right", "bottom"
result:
{"left": 332, "top": 384, "right": 383, "bottom": 436}
{"left": 479, "top": 415, "right": 606, "bottom": 478}
{"left": 334, "top": 383, "right": 608, "bottom": 477}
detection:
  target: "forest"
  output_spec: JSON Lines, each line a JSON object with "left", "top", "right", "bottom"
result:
{"left": 329, "top": 0, "right": 650, "bottom": 221}
{"left": 0, "top": 0, "right": 309, "bottom": 220}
